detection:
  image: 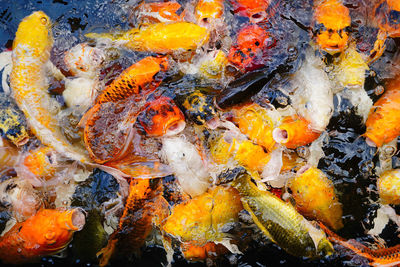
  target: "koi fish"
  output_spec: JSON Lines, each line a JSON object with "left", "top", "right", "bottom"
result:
{"left": 161, "top": 136, "right": 211, "bottom": 197}
{"left": 0, "top": 93, "right": 29, "bottom": 146}
{"left": 0, "top": 138, "right": 19, "bottom": 168}
{"left": 10, "top": 11, "right": 89, "bottom": 163}
{"left": 230, "top": 103, "right": 277, "bottom": 152}
{"left": 364, "top": 76, "right": 400, "bottom": 147}
{"left": 313, "top": 0, "right": 351, "bottom": 54}
{"left": 228, "top": 24, "right": 274, "bottom": 72}
{"left": 23, "top": 146, "right": 59, "bottom": 180}
{"left": 195, "top": 0, "right": 224, "bottom": 24}
{"left": 0, "top": 178, "right": 41, "bottom": 222}
{"left": 85, "top": 22, "right": 209, "bottom": 54}
{"left": 272, "top": 115, "right": 321, "bottom": 149}
{"left": 377, "top": 168, "right": 400, "bottom": 205}
{"left": 181, "top": 91, "right": 219, "bottom": 128}
{"left": 0, "top": 208, "right": 85, "bottom": 264}
{"left": 224, "top": 168, "right": 334, "bottom": 258}
{"left": 163, "top": 186, "right": 243, "bottom": 245}
{"left": 97, "top": 179, "right": 168, "bottom": 267}
{"left": 83, "top": 56, "right": 168, "bottom": 163}
{"left": 230, "top": 0, "right": 271, "bottom": 23}
{"left": 320, "top": 222, "right": 400, "bottom": 267}
{"left": 135, "top": 1, "right": 185, "bottom": 24}
{"left": 288, "top": 166, "right": 343, "bottom": 230}
{"left": 197, "top": 50, "right": 228, "bottom": 80}
{"left": 137, "top": 96, "right": 186, "bottom": 137}
{"left": 181, "top": 241, "right": 228, "bottom": 261}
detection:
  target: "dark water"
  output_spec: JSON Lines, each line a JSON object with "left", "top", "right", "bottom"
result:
{"left": 1, "top": 0, "right": 400, "bottom": 266}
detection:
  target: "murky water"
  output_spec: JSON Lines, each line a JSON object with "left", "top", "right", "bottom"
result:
{"left": 1, "top": 0, "right": 400, "bottom": 266}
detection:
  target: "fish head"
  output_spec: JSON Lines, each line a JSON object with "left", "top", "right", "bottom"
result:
{"left": 375, "top": 0, "right": 400, "bottom": 37}
{"left": 198, "top": 50, "right": 228, "bottom": 79}
{"left": 316, "top": 237, "right": 334, "bottom": 257}
{"left": 195, "top": 0, "right": 224, "bottom": 25}
{"left": 231, "top": 0, "right": 270, "bottom": 23}
{"left": 24, "top": 209, "right": 85, "bottom": 253}
{"left": 313, "top": 0, "right": 350, "bottom": 54}
{"left": 136, "top": 1, "right": 185, "bottom": 23}
{"left": 23, "top": 146, "right": 58, "bottom": 179}
{"left": 64, "top": 43, "right": 105, "bottom": 78}
{"left": 1, "top": 107, "right": 29, "bottom": 147}
{"left": 228, "top": 24, "right": 274, "bottom": 72}
{"left": 13, "top": 11, "right": 53, "bottom": 58}
{"left": 137, "top": 96, "right": 185, "bottom": 137}
{"left": 182, "top": 91, "right": 218, "bottom": 127}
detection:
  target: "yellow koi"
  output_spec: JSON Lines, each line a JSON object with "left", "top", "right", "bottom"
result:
{"left": 10, "top": 11, "right": 89, "bottom": 163}
{"left": 85, "top": 22, "right": 209, "bottom": 54}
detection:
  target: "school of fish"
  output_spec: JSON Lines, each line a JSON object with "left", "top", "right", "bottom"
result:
{"left": 1, "top": 0, "right": 400, "bottom": 266}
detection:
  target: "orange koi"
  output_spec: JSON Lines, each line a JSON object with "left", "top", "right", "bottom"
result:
{"left": 85, "top": 22, "right": 209, "bottom": 54}
{"left": 377, "top": 168, "right": 400, "bottom": 205}
{"left": 0, "top": 209, "right": 85, "bottom": 264}
{"left": 231, "top": 103, "right": 276, "bottom": 152}
{"left": 272, "top": 115, "right": 321, "bottom": 149}
{"left": 135, "top": 1, "right": 185, "bottom": 24}
{"left": 320, "top": 222, "right": 400, "bottom": 267}
{"left": 23, "top": 146, "right": 58, "bottom": 179}
{"left": 313, "top": 0, "right": 351, "bottom": 54}
{"left": 230, "top": 0, "right": 271, "bottom": 23}
{"left": 10, "top": 11, "right": 89, "bottom": 163}
{"left": 181, "top": 241, "right": 228, "bottom": 261}
{"left": 96, "top": 56, "right": 168, "bottom": 104}
{"left": 288, "top": 166, "right": 343, "bottom": 230}
{"left": 98, "top": 178, "right": 168, "bottom": 267}
{"left": 195, "top": 0, "right": 224, "bottom": 23}
{"left": 137, "top": 96, "right": 186, "bottom": 137}
{"left": 364, "top": 78, "right": 400, "bottom": 147}
{"left": 228, "top": 24, "right": 274, "bottom": 72}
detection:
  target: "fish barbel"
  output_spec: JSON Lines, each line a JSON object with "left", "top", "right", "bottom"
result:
{"left": 85, "top": 22, "right": 209, "bottom": 54}
{"left": 229, "top": 168, "right": 334, "bottom": 258}
{"left": 10, "top": 11, "right": 89, "bottom": 163}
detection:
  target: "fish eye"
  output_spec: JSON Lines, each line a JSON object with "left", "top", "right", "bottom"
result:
{"left": 40, "top": 17, "right": 48, "bottom": 25}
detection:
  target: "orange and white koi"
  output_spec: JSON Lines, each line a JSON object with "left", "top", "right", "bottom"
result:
{"left": 364, "top": 76, "right": 400, "bottom": 147}
{"left": 10, "top": 11, "right": 89, "bottom": 163}
{"left": 194, "top": 0, "right": 224, "bottom": 24}
{"left": 22, "top": 146, "right": 59, "bottom": 180}
{"left": 85, "top": 22, "right": 209, "bottom": 54}
{"left": 0, "top": 208, "right": 85, "bottom": 264}
{"left": 273, "top": 115, "right": 322, "bottom": 149}
{"left": 313, "top": 0, "right": 351, "bottom": 54}
{"left": 230, "top": 0, "right": 271, "bottom": 23}
{"left": 135, "top": 1, "right": 185, "bottom": 24}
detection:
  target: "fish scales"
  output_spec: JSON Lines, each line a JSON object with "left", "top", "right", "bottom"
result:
{"left": 10, "top": 11, "right": 89, "bottom": 163}
{"left": 232, "top": 172, "right": 319, "bottom": 258}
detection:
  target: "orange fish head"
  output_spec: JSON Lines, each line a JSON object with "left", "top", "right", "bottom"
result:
{"left": 195, "top": 0, "right": 224, "bottom": 25}
{"left": 228, "top": 24, "right": 274, "bottom": 72}
{"left": 23, "top": 146, "right": 58, "bottom": 179}
{"left": 231, "top": 0, "right": 270, "bottom": 23}
{"left": 24, "top": 209, "right": 85, "bottom": 253}
{"left": 314, "top": 0, "right": 351, "bottom": 54}
{"left": 375, "top": 0, "right": 400, "bottom": 37}
{"left": 182, "top": 91, "right": 218, "bottom": 128}
{"left": 137, "top": 96, "right": 186, "bottom": 137}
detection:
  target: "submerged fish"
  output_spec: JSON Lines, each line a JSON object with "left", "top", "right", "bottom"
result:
{"left": 163, "top": 186, "right": 243, "bottom": 245}
{"left": 181, "top": 241, "right": 228, "bottom": 261}
{"left": 85, "top": 22, "right": 209, "bottom": 54}
{"left": 364, "top": 76, "right": 400, "bottom": 147}
{"left": 135, "top": 1, "right": 185, "bottom": 24}
{"left": 0, "top": 93, "right": 29, "bottom": 146}
{"left": 313, "top": 0, "right": 351, "bottom": 54}
{"left": 227, "top": 168, "right": 334, "bottom": 258}
{"left": 377, "top": 168, "right": 400, "bottom": 205}
{"left": 230, "top": 0, "right": 271, "bottom": 23}
{"left": 10, "top": 11, "right": 89, "bottom": 163}
{"left": 0, "top": 208, "right": 85, "bottom": 264}
{"left": 288, "top": 166, "right": 343, "bottom": 230}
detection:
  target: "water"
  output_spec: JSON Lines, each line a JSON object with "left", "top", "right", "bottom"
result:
{"left": 1, "top": 0, "right": 400, "bottom": 266}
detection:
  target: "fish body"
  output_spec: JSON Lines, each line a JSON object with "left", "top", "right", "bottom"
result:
{"left": 161, "top": 136, "right": 211, "bottom": 197}
{"left": 364, "top": 77, "right": 400, "bottom": 147}
{"left": 377, "top": 168, "right": 400, "bottom": 205}
{"left": 231, "top": 103, "right": 276, "bottom": 152}
{"left": 228, "top": 24, "right": 272, "bottom": 72}
{"left": 0, "top": 208, "right": 85, "bottom": 264}
{"left": 375, "top": 0, "right": 400, "bottom": 38}
{"left": 231, "top": 169, "right": 334, "bottom": 258}
{"left": 10, "top": 11, "right": 89, "bottom": 163}
{"left": 137, "top": 96, "right": 185, "bottom": 137}
{"left": 313, "top": 0, "right": 351, "bottom": 54}
{"left": 272, "top": 115, "right": 321, "bottom": 149}
{"left": 288, "top": 166, "right": 343, "bottom": 230}
{"left": 135, "top": 1, "right": 185, "bottom": 24}
{"left": 86, "top": 22, "right": 209, "bottom": 54}
{"left": 0, "top": 93, "right": 29, "bottom": 146}
{"left": 163, "top": 186, "right": 243, "bottom": 245}
{"left": 320, "top": 222, "right": 400, "bottom": 267}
